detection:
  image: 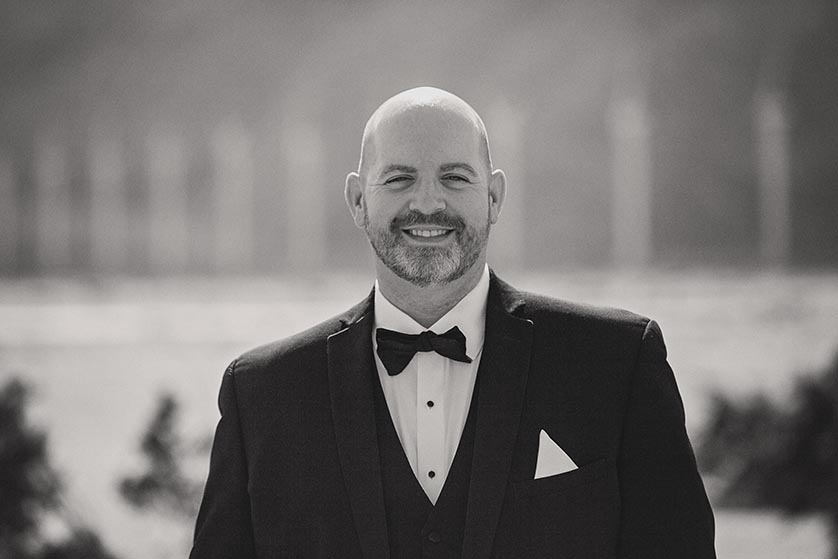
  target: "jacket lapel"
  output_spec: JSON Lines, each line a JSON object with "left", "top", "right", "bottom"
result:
{"left": 462, "top": 272, "right": 534, "bottom": 559}
{"left": 327, "top": 292, "right": 390, "bottom": 559}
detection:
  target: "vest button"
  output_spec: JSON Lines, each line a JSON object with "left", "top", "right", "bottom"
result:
{"left": 428, "top": 470, "right": 436, "bottom": 478}
{"left": 427, "top": 531, "right": 441, "bottom": 543}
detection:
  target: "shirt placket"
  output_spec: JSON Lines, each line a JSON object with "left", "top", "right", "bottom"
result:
{"left": 416, "top": 351, "right": 446, "bottom": 504}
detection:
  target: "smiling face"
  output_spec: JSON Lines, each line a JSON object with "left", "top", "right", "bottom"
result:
{"left": 346, "top": 89, "right": 505, "bottom": 288}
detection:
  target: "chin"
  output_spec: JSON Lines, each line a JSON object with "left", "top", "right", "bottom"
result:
{"left": 393, "top": 258, "right": 473, "bottom": 288}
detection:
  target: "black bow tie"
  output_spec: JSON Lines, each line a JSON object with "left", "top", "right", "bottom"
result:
{"left": 375, "top": 326, "right": 472, "bottom": 376}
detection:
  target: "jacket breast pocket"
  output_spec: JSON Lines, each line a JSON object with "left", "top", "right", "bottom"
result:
{"left": 512, "top": 458, "right": 619, "bottom": 559}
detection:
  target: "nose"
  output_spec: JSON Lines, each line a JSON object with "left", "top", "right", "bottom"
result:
{"left": 408, "top": 176, "right": 446, "bottom": 215}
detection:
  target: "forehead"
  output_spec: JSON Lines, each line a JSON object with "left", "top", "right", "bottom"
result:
{"left": 367, "top": 107, "right": 483, "bottom": 171}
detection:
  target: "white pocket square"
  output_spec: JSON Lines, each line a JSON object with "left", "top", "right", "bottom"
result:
{"left": 534, "top": 429, "right": 578, "bottom": 479}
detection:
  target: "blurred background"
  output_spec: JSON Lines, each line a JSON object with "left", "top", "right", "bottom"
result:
{"left": 1, "top": 1, "right": 837, "bottom": 558}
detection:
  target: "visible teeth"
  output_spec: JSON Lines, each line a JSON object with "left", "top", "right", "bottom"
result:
{"left": 408, "top": 229, "right": 448, "bottom": 238}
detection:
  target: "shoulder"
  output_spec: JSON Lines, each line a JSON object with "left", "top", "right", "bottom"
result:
{"left": 530, "top": 292, "right": 651, "bottom": 352}
{"left": 232, "top": 319, "right": 337, "bottom": 373}
{"left": 492, "top": 274, "right": 657, "bottom": 356}
{"left": 495, "top": 272, "right": 650, "bottom": 331}
{"left": 227, "top": 292, "right": 373, "bottom": 381}
{"left": 520, "top": 289, "right": 649, "bottom": 331}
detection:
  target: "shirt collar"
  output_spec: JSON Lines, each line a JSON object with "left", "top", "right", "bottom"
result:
{"left": 374, "top": 264, "right": 490, "bottom": 359}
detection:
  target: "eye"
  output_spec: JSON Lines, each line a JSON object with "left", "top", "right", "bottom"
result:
{"left": 442, "top": 174, "right": 470, "bottom": 183}
{"left": 384, "top": 175, "right": 412, "bottom": 185}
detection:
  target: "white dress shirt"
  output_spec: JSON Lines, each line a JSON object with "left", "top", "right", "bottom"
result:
{"left": 372, "top": 265, "right": 489, "bottom": 504}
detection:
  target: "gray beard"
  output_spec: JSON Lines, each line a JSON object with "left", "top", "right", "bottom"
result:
{"left": 364, "top": 210, "right": 489, "bottom": 288}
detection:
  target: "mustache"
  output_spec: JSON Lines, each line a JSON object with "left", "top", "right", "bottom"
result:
{"left": 391, "top": 210, "right": 465, "bottom": 230}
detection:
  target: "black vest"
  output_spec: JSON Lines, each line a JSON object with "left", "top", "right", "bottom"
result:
{"left": 372, "top": 371, "right": 480, "bottom": 559}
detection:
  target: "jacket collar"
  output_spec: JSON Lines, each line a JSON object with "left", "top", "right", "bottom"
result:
{"left": 327, "top": 270, "right": 532, "bottom": 559}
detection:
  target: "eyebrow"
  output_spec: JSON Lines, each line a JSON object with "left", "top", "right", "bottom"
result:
{"left": 439, "top": 162, "right": 478, "bottom": 176}
{"left": 379, "top": 164, "right": 417, "bottom": 176}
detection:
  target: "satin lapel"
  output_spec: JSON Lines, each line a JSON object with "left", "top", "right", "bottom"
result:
{"left": 462, "top": 277, "right": 533, "bottom": 559}
{"left": 327, "top": 301, "right": 390, "bottom": 559}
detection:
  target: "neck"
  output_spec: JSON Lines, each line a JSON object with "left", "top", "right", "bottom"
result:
{"left": 375, "top": 257, "right": 486, "bottom": 329}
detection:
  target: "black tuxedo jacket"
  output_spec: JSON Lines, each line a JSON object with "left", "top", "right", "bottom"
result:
{"left": 190, "top": 272, "right": 715, "bottom": 558}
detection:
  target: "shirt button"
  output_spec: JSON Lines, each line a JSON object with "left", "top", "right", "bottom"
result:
{"left": 426, "top": 400, "right": 434, "bottom": 408}
{"left": 428, "top": 470, "right": 436, "bottom": 478}
{"left": 427, "top": 531, "right": 441, "bottom": 543}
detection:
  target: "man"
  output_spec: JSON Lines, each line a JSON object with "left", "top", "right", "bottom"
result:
{"left": 190, "top": 87, "right": 715, "bottom": 558}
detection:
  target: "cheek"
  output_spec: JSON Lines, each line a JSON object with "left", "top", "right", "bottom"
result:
{"left": 363, "top": 195, "right": 400, "bottom": 226}
{"left": 451, "top": 193, "right": 490, "bottom": 222}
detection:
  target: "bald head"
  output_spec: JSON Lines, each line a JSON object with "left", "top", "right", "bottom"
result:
{"left": 357, "top": 87, "right": 493, "bottom": 179}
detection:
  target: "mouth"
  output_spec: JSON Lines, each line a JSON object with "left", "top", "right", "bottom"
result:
{"left": 401, "top": 227, "right": 455, "bottom": 241}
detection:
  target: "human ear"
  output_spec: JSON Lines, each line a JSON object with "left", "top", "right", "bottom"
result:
{"left": 345, "top": 172, "right": 366, "bottom": 229}
{"left": 488, "top": 169, "right": 507, "bottom": 224}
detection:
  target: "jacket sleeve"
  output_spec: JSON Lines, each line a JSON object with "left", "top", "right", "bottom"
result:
{"left": 616, "top": 320, "right": 716, "bottom": 558}
{"left": 190, "top": 361, "right": 256, "bottom": 559}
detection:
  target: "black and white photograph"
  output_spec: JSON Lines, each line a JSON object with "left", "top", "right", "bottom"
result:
{"left": 1, "top": 2, "right": 837, "bottom": 558}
